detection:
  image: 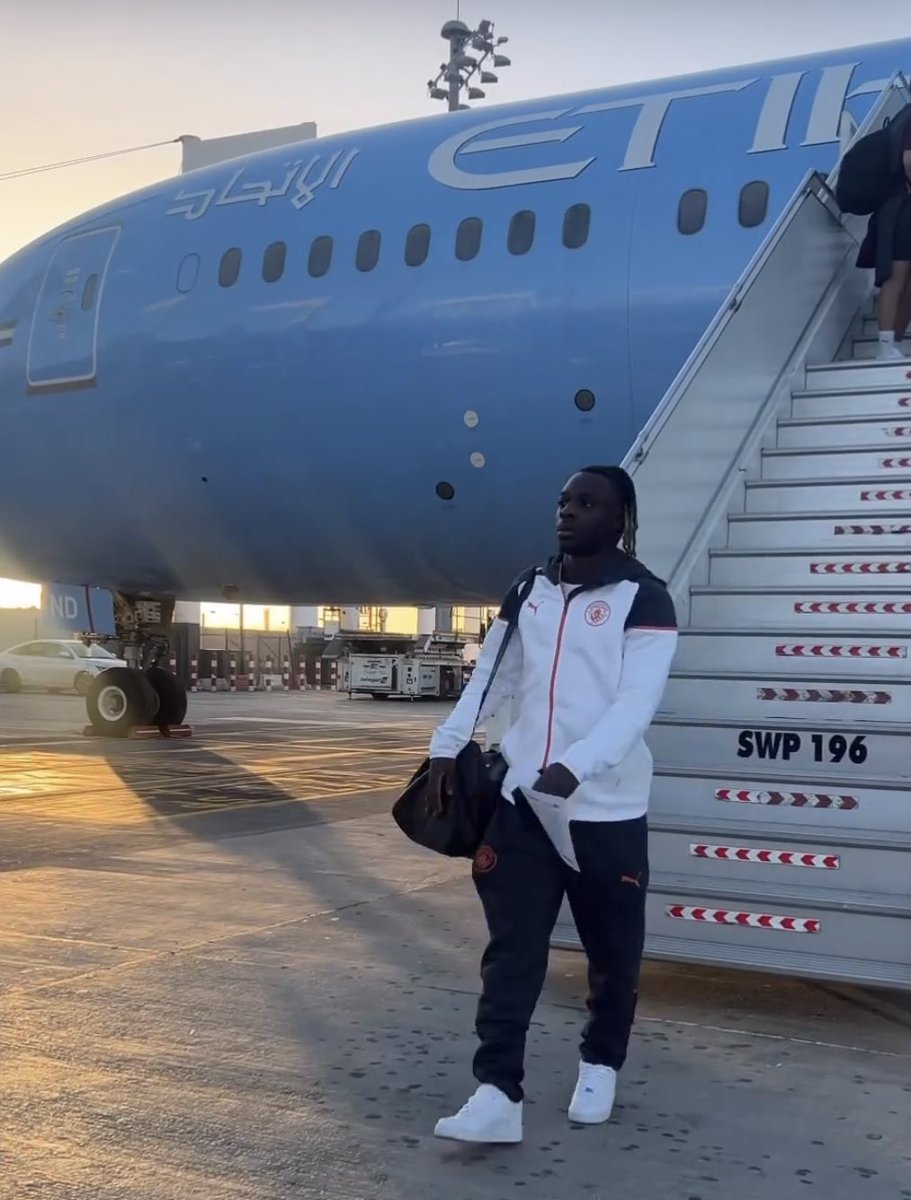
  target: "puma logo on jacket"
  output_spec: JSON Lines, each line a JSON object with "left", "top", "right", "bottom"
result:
{"left": 429, "top": 553, "right": 678, "bottom": 823}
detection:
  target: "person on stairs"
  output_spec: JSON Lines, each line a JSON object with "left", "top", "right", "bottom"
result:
{"left": 856, "top": 113, "right": 911, "bottom": 360}
{"left": 426, "top": 466, "right": 678, "bottom": 1145}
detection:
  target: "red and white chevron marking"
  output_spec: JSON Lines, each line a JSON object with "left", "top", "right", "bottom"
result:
{"left": 715, "top": 787, "right": 859, "bottom": 810}
{"left": 882, "top": 425, "right": 911, "bottom": 438}
{"left": 691, "top": 843, "right": 840, "bottom": 869}
{"left": 774, "top": 642, "right": 906, "bottom": 658}
{"left": 666, "top": 905, "right": 820, "bottom": 934}
{"left": 756, "top": 686, "right": 891, "bottom": 704}
{"left": 898, "top": 397, "right": 911, "bottom": 408}
{"left": 794, "top": 600, "right": 911, "bottom": 615}
{"left": 810, "top": 560, "right": 911, "bottom": 574}
{"left": 860, "top": 489, "right": 911, "bottom": 501}
{"left": 834, "top": 524, "right": 911, "bottom": 536}
{"left": 880, "top": 457, "right": 911, "bottom": 469}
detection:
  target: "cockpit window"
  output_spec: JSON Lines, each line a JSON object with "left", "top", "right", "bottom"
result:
{"left": 677, "top": 189, "right": 708, "bottom": 236}
{"left": 739, "top": 181, "right": 770, "bottom": 229}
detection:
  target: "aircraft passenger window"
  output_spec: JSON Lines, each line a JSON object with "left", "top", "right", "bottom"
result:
{"left": 176, "top": 254, "right": 200, "bottom": 294}
{"left": 356, "top": 230, "right": 381, "bottom": 272}
{"left": 219, "top": 248, "right": 242, "bottom": 287}
{"left": 262, "top": 241, "right": 287, "bottom": 283}
{"left": 81, "top": 273, "right": 99, "bottom": 311}
{"left": 455, "top": 217, "right": 482, "bottom": 261}
{"left": 405, "top": 224, "right": 431, "bottom": 267}
{"left": 562, "top": 204, "right": 591, "bottom": 250}
{"left": 677, "top": 189, "right": 708, "bottom": 236}
{"left": 739, "top": 181, "right": 770, "bottom": 229}
{"left": 508, "top": 210, "right": 536, "bottom": 255}
{"left": 308, "top": 236, "right": 333, "bottom": 278}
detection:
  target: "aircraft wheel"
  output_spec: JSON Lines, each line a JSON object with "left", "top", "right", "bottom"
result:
{"left": 1, "top": 669, "right": 21, "bottom": 694}
{"left": 145, "top": 666, "right": 188, "bottom": 728}
{"left": 86, "top": 667, "right": 160, "bottom": 737}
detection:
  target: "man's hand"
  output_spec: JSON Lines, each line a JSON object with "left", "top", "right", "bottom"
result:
{"left": 533, "top": 763, "right": 579, "bottom": 799}
{"left": 428, "top": 757, "right": 457, "bottom": 814}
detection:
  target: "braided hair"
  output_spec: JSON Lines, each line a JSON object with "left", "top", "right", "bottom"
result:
{"left": 579, "top": 465, "right": 638, "bottom": 557}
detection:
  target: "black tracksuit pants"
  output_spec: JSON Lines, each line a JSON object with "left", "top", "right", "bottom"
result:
{"left": 471, "top": 795, "right": 649, "bottom": 1103}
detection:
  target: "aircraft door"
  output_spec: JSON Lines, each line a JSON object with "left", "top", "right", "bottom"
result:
{"left": 26, "top": 226, "right": 120, "bottom": 392}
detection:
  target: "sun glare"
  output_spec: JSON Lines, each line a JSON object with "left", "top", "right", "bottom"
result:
{"left": 0, "top": 578, "right": 41, "bottom": 609}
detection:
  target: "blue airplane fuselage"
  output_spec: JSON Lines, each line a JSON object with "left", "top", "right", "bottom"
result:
{"left": 0, "top": 39, "right": 905, "bottom": 603}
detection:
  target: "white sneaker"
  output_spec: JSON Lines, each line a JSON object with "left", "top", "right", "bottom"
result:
{"left": 877, "top": 341, "right": 906, "bottom": 361}
{"left": 433, "top": 1084, "right": 523, "bottom": 1144}
{"left": 568, "top": 1062, "right": 617, "bottom": 1124}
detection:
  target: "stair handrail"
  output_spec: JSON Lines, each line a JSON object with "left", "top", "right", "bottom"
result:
{"left": 626, "top": 70, "right": 909, "bottom": 474}
{"left": 624, "top": 72, "right": 911, "bottom": 602}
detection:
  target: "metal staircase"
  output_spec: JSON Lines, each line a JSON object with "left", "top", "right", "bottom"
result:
{"left": 645, "top": 341, "right": 911, "bottom": 990}
{"left": 550, "top": 75, "right": 911, "bottom": 989}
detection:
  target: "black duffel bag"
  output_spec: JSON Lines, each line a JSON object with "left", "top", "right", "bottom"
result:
{"left": 392, "top": 569, "right": 535, "bottom": 858}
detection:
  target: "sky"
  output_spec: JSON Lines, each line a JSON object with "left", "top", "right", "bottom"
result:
{"left": 4, "top": 0, "right": 911, "bottom": 265}
{"left": 1, "top": 0, "right": 910, "bottom": 606}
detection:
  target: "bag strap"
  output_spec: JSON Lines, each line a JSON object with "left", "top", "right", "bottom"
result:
{"left": 472, "top": 567, "right": 537, "bottom": 733}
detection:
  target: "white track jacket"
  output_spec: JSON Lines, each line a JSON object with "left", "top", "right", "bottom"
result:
{"left": 429, "top": 554, "right": 678, "bottom": 823}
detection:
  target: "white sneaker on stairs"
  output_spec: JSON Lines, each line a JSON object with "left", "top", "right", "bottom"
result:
{"left": 568, "top": 1062, "right": 617, "bottom": 1124}
{"left": 433, "top": 1083, "right": 523, "bottom": 1144}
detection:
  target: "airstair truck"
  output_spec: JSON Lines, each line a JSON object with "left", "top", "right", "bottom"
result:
{"left": 545, "top": 76, "right": 911, "bottom": 991}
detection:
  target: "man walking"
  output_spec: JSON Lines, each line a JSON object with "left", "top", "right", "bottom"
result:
{"left": 427, "top": 465, "right": 677, "bottom": 1144}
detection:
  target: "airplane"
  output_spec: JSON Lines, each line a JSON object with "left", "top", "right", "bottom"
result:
{"left": 0, "top": 35, "right": 907, "bottom": 730}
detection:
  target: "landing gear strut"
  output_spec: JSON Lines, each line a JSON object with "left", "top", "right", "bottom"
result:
{"left": 84, "top": 592, "right": 190, "bottom": 738}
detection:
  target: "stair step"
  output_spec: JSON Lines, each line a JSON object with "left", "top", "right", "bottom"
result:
{"left": 689, "top": 584, "right": 911, "bottom": 628}
{"left": 648, "top": 718, "right": 909, "bottom": 790}
{"left": 651, "top": 808, "right": 910, "bottom": 851}
{"left": 761, "top": 444, "right": 911, "bottom": 479}
{"left": 676, "top": 628, "right": 911, "bottom": 677}
{"left": 645, "top": 874, "right": 911, "bottom": 919}
{"left": 851, "top": 335, "right": 911, "bottom": 359}
{"left": 636, "top": 936, "right": 911, "bottom": 989}
{"left": 744, "top": 475, "right": 911, "bottom": 513}
{"left": 727, "top": 510, "right": 911, "bottom": 548}
{"left": 647, "top": 824, "right": 909, "bottom": 897}
{"left": 806, "top": 360, "right": 911, "bottom": 391}
{"left": 663, "top": 669, "right": 911, "bottom": 723}
{"left": 619, "top": 334, "right": 911, "bottom": 990}
{"left": 778, "top": 414, "right": 911, "bottom": 449}
{"left": 858, "top": 315, "right": 911, "bottom": 338}
{"left": 791, "top": 385, "right": 911, "bottom": 418}
{"left": 554, "top": 884, "right": 911, "bottom": 988}
{"left": 709, "top": 547, "right": 911, "bottom": 587}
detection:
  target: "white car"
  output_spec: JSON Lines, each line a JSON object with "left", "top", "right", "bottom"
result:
{"left": 0, "top": 639, "right": 127, "bottom": 695}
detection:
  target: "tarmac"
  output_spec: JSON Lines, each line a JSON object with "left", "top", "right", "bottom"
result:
{"left": 0, "top": 690, "right": 909, "bottom": 1200}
